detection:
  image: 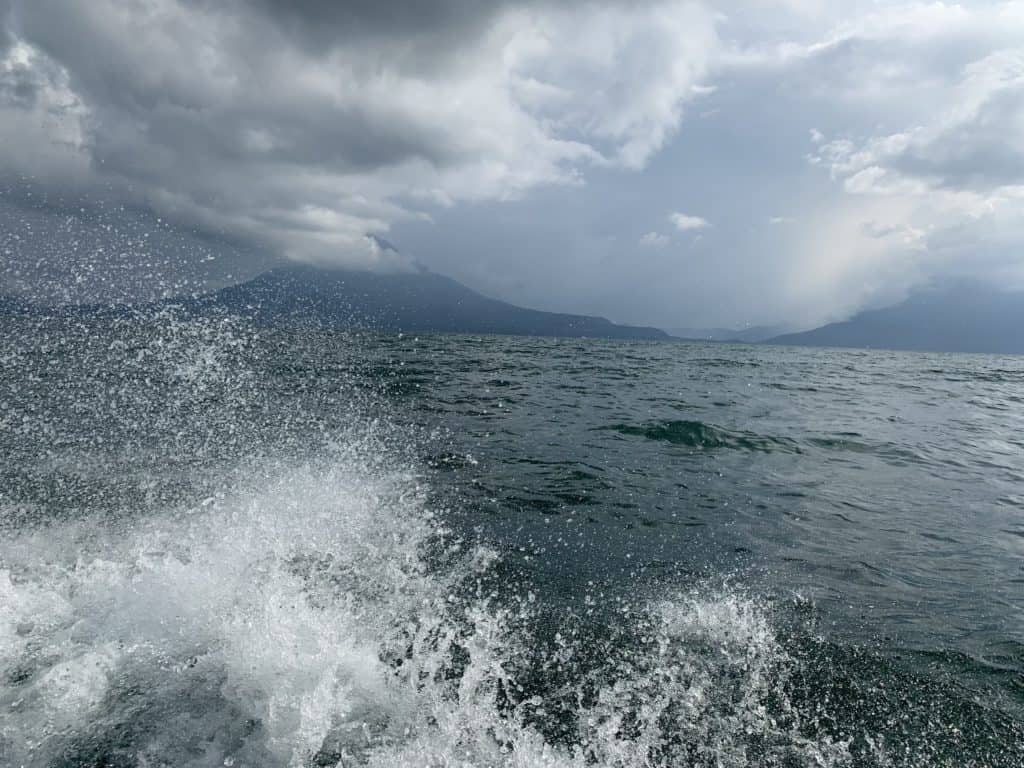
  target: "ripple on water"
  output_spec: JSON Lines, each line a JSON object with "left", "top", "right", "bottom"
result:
{"left": 597, "top": 420, "right": 799, "bottom": 453}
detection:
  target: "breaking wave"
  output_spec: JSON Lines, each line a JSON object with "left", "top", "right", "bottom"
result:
{"left": 1, "top": 313, "right": 1019, "bottom": 767}
{"left": 600, "top": 420, "right": 797, "bottom": 453}
{"left": 0, "top": 440, "right": 859, "bottom": 767}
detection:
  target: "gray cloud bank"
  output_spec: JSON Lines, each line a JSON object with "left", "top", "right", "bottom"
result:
{"left": 0, "top": 1, "right": 713, "bottom": 267}
{"left": 1, "top": 0, "right": 1023, "bottom": 326}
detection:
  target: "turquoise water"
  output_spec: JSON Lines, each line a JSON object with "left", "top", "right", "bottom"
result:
{"left": 1, "top": 312, "right": 1022, "bottom": 766}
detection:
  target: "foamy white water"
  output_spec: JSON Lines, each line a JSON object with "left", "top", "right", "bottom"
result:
{"left": 0, "top": 435, "right": 852, "bottom": 767}
{"left": 4, "top": 313, "right": 1008, "bottom": 767}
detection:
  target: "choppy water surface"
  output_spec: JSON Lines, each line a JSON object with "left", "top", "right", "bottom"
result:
{"left": 1, "top": 312, "right": 1022, "bottom": 767}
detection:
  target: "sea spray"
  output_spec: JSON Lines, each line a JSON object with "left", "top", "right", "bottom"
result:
{"left": 0, "top": 451, "right": 849, "bottom": 766}
{"left": 2, "top": 312, "right": 1022, "bottom": 767}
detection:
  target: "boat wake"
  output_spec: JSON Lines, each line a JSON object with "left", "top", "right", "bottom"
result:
{"left": 1, "top": 438, "right": 856, "bottom": 767}
{"left": 1, "top": 314, "right": 1016, "bottom": 767}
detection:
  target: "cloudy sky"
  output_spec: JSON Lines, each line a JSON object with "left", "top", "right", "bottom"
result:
{"left": 1, "top": 0, "right": 1023, "bottom": 329}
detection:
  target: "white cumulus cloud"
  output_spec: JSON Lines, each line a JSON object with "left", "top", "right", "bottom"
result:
{"left": 669, "top": 212, "right": 710, "bottom": 231}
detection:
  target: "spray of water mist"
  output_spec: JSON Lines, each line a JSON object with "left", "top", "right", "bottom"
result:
{"left": 0, "top": 311, "right": 941, "bottom": 767}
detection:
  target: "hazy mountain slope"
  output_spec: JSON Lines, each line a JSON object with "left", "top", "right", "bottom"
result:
{"left": 767, "top": 283, "right": 1024, "bottom": 354}
{"left": 189, "top": 264, "right": 670, "bottom": 340}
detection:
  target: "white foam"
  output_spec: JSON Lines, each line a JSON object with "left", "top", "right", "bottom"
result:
{"left": 0, "top": 313, "right": 855, "bottom": 766}
{"left": 0, "top": 441, "right": 857, "bottom": 767}
{"left": 0, "top": 430, "right": 441, "bottom": 765}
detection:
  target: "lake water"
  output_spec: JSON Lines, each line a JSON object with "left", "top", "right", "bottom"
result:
{"left": 1, "top": 311, "right": 1022, "bottom": 766}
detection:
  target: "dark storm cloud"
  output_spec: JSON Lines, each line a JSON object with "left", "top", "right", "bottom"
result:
{"left": 10, "top": 1, "right": 467, "bottom": 171}
{"left": 0, "top": 0, "right": 718, "bottom": 294}
{"left": 0, "top": 1, "right": 10, "bottom": 49}
{"left": 2, "top": 0, "right": 1022, "bottom": 326}
{"left": 242, "top": 0, "right": 507, "bottom": 52}
{"left": 238, "top": 0, "right": 645, "bottom": 62}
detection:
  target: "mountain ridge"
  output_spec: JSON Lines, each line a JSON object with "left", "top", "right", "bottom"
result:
{"left": 766, "top": 282, "right": 1024, "bottom": 355}
{"left": 1, "top": 264, "right": 670, "bottom": 341}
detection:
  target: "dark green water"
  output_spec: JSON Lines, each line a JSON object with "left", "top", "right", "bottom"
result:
{"left": 1, "top": 312, "right": 1022, "bottom": 766}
